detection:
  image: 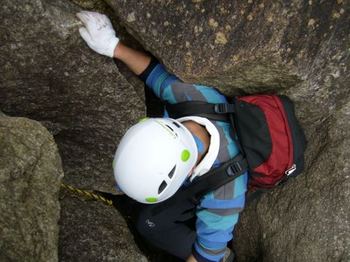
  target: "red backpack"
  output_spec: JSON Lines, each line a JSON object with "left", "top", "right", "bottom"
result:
{"left": 165, "top": 94, "right": 307, "bottom": 191}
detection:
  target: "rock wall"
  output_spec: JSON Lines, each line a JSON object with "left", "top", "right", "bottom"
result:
{"left": 1, "top": 0, "right": 349, "bottom": 261}
{"left": 106, "top": 1, "right": 350, "bottom": 261}
{"left": 59, "top": 194, "right": 147, "bottom": 262}
{"left": 0, "top": 0, "right": 147, "bottom": 261}
{"left": 0, "top": 0, "right": 145, "bottom": 193}
{"left": 234, "top": 103, "right": 350, "bottom": 261}
{"left": 0, "top": 113, "right": 63, "bottom": 261}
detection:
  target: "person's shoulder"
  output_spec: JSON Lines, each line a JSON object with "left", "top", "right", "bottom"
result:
{"left": 169, "top": 82, "right": 227, "bottom": 103}
{"left": 171, "top": 82, "right": 197, "bottom": 89}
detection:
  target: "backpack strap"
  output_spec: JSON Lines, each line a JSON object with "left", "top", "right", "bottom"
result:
{"left": 189, "top": 153, "right": 247, "bottom": 203}
{"left": 166, "top": 100, "right": 246, "bottom": 156}
{"left": 165, "top": 101, "right": 235, "bottom": 122}
{"left": 150, "top": 153, "right": 248, "bottom": 216}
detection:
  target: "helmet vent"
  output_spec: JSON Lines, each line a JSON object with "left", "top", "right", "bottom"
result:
{"left": 165, "top": 124, "right": 174, "bottom": 132}
{"left": 168, "top": 165, "right": 176, "bottom": 179}
{"left": 158, "top": 180, "right": 167, "bottom": 194}
{"left": 172, "top": 121, "right": 181, "bottom": 128}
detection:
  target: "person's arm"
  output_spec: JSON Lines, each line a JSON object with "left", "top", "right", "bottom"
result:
{"left": 77, "top": 11, "right": 182, "bottom": 101}
{"left": 114, "top": 42, "right": 151, "bottom": 75}
{"left": 193, "top": 173, "right": 248, "bottom": 262}
{"left": 76, "top": 11, "right": 151, "bottom": 75}
{"left": 186, "top": 254, "right": 198, "bottom": 262}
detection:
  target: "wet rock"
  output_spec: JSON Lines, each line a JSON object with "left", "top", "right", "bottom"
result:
{"left": 0, "top": 114, "right": 64, "bottom": 261}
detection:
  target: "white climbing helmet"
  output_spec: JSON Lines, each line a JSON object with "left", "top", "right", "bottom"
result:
{"left": 113, "top": 118, "right": 198, "bottom": 204}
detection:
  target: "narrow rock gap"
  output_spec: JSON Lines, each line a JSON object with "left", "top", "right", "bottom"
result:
{"left": 2, "top": 0, "right": 349, "bottom": 261}
{"left": 60, "top": 2, "right": 312, "bottom": 262}
{"left": 63, "top": 1, "right": 180, "bottom": 261}
{"left": 68, "top": 0, "right": 151, "bottom": 102}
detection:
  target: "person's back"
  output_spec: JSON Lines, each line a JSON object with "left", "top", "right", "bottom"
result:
{"left": 135, "top": 60, "right": 248, "bottom": 261}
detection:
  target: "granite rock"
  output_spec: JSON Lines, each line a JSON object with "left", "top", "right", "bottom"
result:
{"left": 0, "top": 1, "right": 147, "bottom": 261}
{"left": 58, "top": 194, "right": 148, "bottom": 262}
{"left": 1, "top": 0, "right": 349, "bottom": 261}
{"left": 0, "top": 0, "right": 145, "bottom": 193}
{"left": 234, "top": 100, "right": 350, "bottom": 261}
{"left": 0, "top": 114, "right": 63, "bottom": 261}
{"left": 106, "top": 1, "right": 350, "bottom": 261}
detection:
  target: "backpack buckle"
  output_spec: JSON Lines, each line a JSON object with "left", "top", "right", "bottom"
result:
{"left": 285, "top": 164, "right": 296, "bottom": 176}
{"left": 227, "top": 162, "right": 243, "bottom": 176}
{"left": 214, "top": 103, "right": 235, "bottom": 114}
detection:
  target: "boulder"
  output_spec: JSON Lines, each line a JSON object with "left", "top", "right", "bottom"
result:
{"left": 0, "top": 0, "right": 148, "bottom": 261}
{"left": 58, "top": 194, "right": 147, "bottom": 262}
{"left": 0, "top": 114, "right": 64, "bottom": 261}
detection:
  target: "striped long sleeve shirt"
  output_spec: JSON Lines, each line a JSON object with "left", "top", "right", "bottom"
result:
{"left": 140, "top": 62, "right": 248, "bottom": 262}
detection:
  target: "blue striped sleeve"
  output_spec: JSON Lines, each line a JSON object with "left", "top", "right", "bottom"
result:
{"left": 194, "top": 173, "right": 248, "bottom": 261}
{"left": 144, "top": 63, "right": 180, "bottom": 100}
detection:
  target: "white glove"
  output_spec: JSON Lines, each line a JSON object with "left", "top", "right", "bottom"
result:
{"left": 76, "top": 11, "right": 119, "bottom": 58}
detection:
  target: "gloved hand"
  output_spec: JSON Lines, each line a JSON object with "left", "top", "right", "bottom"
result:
{"left": 76, "top": 11, "right": 119, "bottom": 57}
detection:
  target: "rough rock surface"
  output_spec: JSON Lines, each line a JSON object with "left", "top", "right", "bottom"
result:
{"left": 59, "top": 194, "right": 148, "bottom": 262}
{"left": 0, "top": 0, "right": 145, "bottom": 192}
{"left": 0, "top": 0, "right": 148, "bottom": 261}
{"left": 107, "top": 0, "right": 349, "bottom": 134}
{"left": 234, "top": 103, "right": 350, "bottom": 262}
{"left": 0, "top": 113, "right": 63, "bottom": 261}
{"left": 108, "top": 1, "right": 348, "bottom": 93}
{"left": 106, "top": 1, "right": 350, "bottom": 261}
{"left": 1, "top": 0, "right": 350, "bottom": 261}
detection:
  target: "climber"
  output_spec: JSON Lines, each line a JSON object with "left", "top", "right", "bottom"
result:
{"left": 77, "top": 11, "right": 247, "bottom": 262}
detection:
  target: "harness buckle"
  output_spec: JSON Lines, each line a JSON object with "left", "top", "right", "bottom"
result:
{"left": 227, "top": 162, "right": 243, "bottom": 176}
{"left": 214, "top": 103, "right": 235, "bottom": 114}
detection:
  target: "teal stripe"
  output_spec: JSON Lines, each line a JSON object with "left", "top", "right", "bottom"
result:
{"left": 233, "top": 175, "right": 248, "bottom": 198}
{"left": 154, "top": 72, "right": 169, "bottom": 97}
{"left": 162, "top": 86, "right": 177, "bottom": 103}
{"left": 216, "top": 122, "right": 239, "bottom": 158}
{"left": 194, "top": 85, "right": 226, "bottom": 103}
{"left": 197, "top": 240, "right": 225, "bottom": 252}
{"left": 201, "top": 191, "right": 215, "bottom": 201}
{"left": 197, "top": 209, "right": 239, "bottom": 230}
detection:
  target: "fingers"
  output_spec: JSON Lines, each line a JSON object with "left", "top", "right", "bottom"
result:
{"left": 94, "top": 12, "right": 111, "bottom": 26}
{"left": 79, "top": 27, "right": 92, "bottom": 44}
{"left": 76, "top": 11, "right": 109, "bottom": 27}
{"left": 76, "top": 11, "right": 118, "bottom": 57}
{"left": 76, "top": 11, "right": 90, "bottom": 25}
{"left": 76, "top": 11, "right": 97, "bottom": 33}
{"left": 77, "top": 11, "right": 114, "bottom": 36}
{"left": 101, "top": 14, "right": 113, "bottom": 28}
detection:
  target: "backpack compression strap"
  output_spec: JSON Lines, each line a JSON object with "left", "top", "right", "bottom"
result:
{"left": 165, "top": 101, "right": 235, "bottom": 122}
{"left": 150, "top": 153, "right": 248, "bottom": 216}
